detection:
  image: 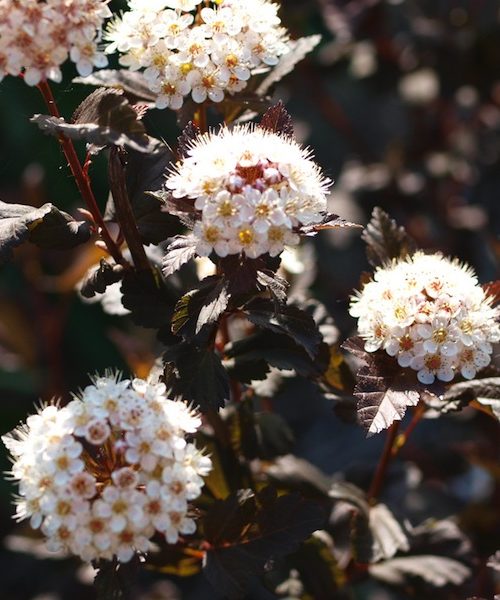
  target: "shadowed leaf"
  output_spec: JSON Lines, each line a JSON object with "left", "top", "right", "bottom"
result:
{"left": 122, "top": 146, "right": 181, "bottom": 245}
{"left": 94, "top": 558, "right": 139, "bottom": 600}
{"left": 0, "top": 200, "right": 90, "bottom": 264}
{"left": 163, "top": 342, "right": 229, "bottom": 411}
{"left": 80, "top": 259, "right": 124, "bottom": 299}
{"left": 226, "top": 329, "right": 329, "bottom": 379}
{"left": 244, "top": 298, "right": 322, "bottom": 358}
{"left": 121, "top": 268, "right": 175, "bottom": 329}
{"left": 203, "top": 487, "right": 325, "bottom": 599}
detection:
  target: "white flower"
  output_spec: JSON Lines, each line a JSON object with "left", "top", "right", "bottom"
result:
{"left": 165, "top": 125, "right": 331, "bottom": 259}
{"left": 1, "top": 373, "right": 211, "bottom": 564}
{"left": 104, "top": 0, "right": 312, "bottom": 112}
{"left": 187, "top": 64, "right": 228, "bottom": 103}
{"left": 0, "top": 0, "right": 109, "bottom": 85}
{"left": 350, "top": 253, "right": 500, "bottom": 384}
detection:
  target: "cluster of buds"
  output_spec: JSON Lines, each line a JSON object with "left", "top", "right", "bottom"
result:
{"left": 0, "top": 0, "right": 111, "bottom": 86}
{"left": 350, "top": 253, "right": 499, "bottom": 384}
{"left": 166, "top": 125, "right": 331, "bottom": 258}
{"left": 104, "top": 0, "right": 290, "bottom": 110}
{"left": 2, "top": 375, "right": 211, "bottom": 563}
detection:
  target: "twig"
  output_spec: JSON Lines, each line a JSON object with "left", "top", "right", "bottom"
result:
{"left": 36, "top": 79, "right": 127, "bottom": 267}
{"left": 391, "top": 402, "right": 426, "bottom": 457}
{"left": 108, "top": 147, "right": 152, "bottom": 273}
{"left": 367, "top": 421, "right": 400, "bottom": 502}
{"left": 194, "top": 102, "right": 208, "bottom": 133}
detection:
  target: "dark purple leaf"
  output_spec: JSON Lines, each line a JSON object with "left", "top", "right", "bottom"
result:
{"left": 342, "top": 338, "right": 420, "bottom": 436}
{"left": 163, "top": 342, "right": 229, "bottom": 411}
{"left": 0, "top": 200, "right": 90, "bottom": 264}
{"left": 244, "top": 298, "right": 322, "bottom": 359}
{"left": 177, "top": 121, "right": 200, "bottom": 158}
{"left": 162, "top": 235, "right": 198, "bottom": 277}
{"left": 80, "top": 259, "right": 124, "bottom": 298}
{"left": 362, "top": 207, "right": 416, "bottom": 267}
{"left": 32, "top": 88, "right": 158, "bottom": 153}
{"left": 259, "top": 101, "right": 294, "bottom": 136}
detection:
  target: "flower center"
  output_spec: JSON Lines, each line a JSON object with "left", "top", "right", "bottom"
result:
{"left": 460, "top": 319, "right": 473, "bottom": 334}
{"left": 225, "top": 53, "right": 238, "bottom": 67}
{"left": 204, "top": 226, "right": 220, "bottom": 243}
{"left": 238, "top": 229, "right": 254, "bottom": 245}
{"left": 162, "top": 83, "right": 177, "bottom": 95}
{"left": 432, "top": 327, "right": 448, "bottom": 344}
{"left": 424, "top": 354, "right": 442, "bottom": 370}
{"left": 399, "top": 335, "right": 414, "bottom": 351}
{"left": 268, "top": 227, "right": 283, "bottom": 242}
{"left": 256, "top": 204, "right": 271, "bottom": 217}
{"left": 113, "top": 500, "right": 127, "bottom": 514}
{"left": 218, "top": 200, "right": 235, "bottom": 217}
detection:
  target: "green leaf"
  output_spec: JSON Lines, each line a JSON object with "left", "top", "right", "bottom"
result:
{"left": 362, "top": 207, "right": 416, "bottom": 267}
{"left": 163, "top": 342, "right": 230, "bottom": 411}
{"left": 80, "top": 259, "right": 124, "bottom": 299}
{"left": 32, "top": 88, "right": 158, "bottom": 153}
{"left": 0, "top": 200, "right": 91, "bottom": 264}
{"left": 203, "top": 487, "right": 325, "bottom": 599}
{"left": 244, "top": 298, "right": 323, "bottom": 358}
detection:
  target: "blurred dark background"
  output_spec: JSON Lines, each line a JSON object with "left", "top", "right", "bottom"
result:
{"left": 0, "top": 0, "right": 499, "bottom": 598}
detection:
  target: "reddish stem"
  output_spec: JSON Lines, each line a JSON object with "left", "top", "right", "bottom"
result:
{"left": 37, "top": 80, "right": 126, "bottom": 267}
{"left": 194, "top": 103, "right": 208, "bottom": 133}
{"left": 391, "top": 402, "right": 426, "bottom": 457}
{"left": 367, "top": 421, "right": 400, "bottom": 502}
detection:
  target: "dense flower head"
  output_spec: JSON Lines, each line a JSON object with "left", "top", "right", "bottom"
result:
{"left": 2, "top": 374, "right": 211, "bottom": 563}
{"left": 349, "top": 253, "right": 500, "bottom": 384}
{"left": 104, "top": 0, "right": 291, "bottom": 110}
{"left": 0, "top": 0, "right": 111, "bottom": 86}
{"left": 166, "top": 125, "right": 331, "bottom": 258}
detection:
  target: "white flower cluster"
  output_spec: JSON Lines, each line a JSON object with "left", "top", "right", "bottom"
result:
{"left": 0, "top": 0, "right": 110, "bottom": 86}
{"left": 350, "top": 253, "right": 499, "bottom": 384}
{"left": 104, "top": 0, "right": 290, "bottom": 110}
{"left": 166, "top": 125, "right": 331, "bottom": 258}
{"left": 2, "top": 374, "right": 211, "bottom": 563}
